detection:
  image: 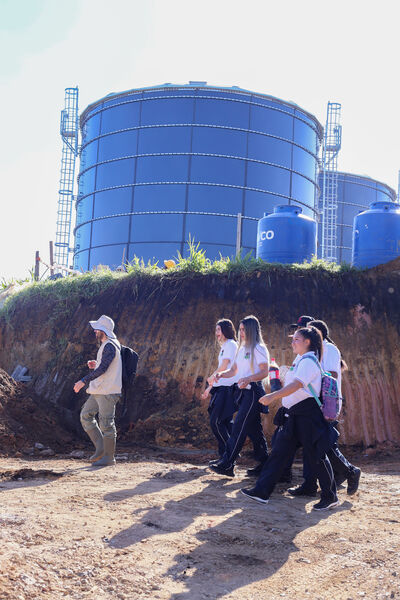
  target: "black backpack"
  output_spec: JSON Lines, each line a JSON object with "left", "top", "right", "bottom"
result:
{"left": 107, "top": 341, "right": 139, "bottom": 390}
{"left": 120, "top": 345, "right": 139, "bottom": 390}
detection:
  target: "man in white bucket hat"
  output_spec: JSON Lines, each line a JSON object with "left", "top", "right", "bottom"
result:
{"left": 73, "top": 315, "right": 122, "bottom": 466}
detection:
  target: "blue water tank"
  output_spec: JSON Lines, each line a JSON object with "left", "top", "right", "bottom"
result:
{"left": 256, "top": 205, "right": 317, "bottom": 263}
{"left": 352, "top": 201, "right": 400, "bottom": 268}
{"left": 318, "top": 171, "right": 396, "bottom": 263}
{"left": 74, "top": 82, "right": 323, "bottom": 271}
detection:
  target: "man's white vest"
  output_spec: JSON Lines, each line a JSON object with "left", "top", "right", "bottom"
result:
{"left": 88, "top": 338, "right": 122, "bottom": 395}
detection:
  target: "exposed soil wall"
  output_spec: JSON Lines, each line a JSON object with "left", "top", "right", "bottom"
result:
{"left": 0, "top": 369, "right": 75, "bottom": 454}
{"left": 0, "top": 263, "right": 399, "bottom": 449}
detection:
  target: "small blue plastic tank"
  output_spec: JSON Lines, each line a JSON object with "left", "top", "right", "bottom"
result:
{"left": 352, "top": 201, "right": 400, "bottom": 268}
{"left": 256, "top": 205, "right": 317, "bottom": 264}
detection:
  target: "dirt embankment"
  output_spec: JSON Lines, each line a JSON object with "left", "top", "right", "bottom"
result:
{"left": 0, "top": 266, "right": 399, "bottom": 450}
{"left": 0, "top": 369, "right": 76, "bottom": 456}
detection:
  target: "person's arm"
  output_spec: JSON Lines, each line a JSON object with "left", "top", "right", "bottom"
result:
{"left": 207, "top": 358, "right": 231, "bottom": 386}
{"left": 215, "top": 361, "right": 238, "bottom": 381}
{"left": 237, "top": 362, "right": 269, "bottom": 389}
{"left": 259, "top": 379, "right": 303, "bottom": 406}
{"left": 259, "top": 357, "right": 319, "bottom": 406}
{"left": 201, "top": 384, "right": 213, "bottom": 400}
{"left": 73, "top": 343, "right": 116, "bottom": 393}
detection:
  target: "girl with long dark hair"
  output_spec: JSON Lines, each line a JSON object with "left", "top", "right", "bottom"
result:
{"left": 209, "top": 315, "right": 270, "bottom": 478}
{"left": 241, "top": 326, "right": 339, "bottom": 511}
{"left": 202, "top": 319, "right": 238, "bottom": 460}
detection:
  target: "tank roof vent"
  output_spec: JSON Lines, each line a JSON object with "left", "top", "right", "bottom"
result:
{"left": 188, "top": 81, "right": 207, "bottom": 86}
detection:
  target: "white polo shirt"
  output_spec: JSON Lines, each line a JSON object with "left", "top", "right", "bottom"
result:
{"left": 282, "top": 351, "right": 321, "bottom": 409}
{"left": 213, "top": 339, "right": 238, "bottom": 387}
{"left": 235, "top": 343, "right": 269, "bottom": 388}
{"left": 293, "top": 354, "right": 301, "bottom": 366}
{"left": 321, "top": 340, "right": 342, "bottom": 396}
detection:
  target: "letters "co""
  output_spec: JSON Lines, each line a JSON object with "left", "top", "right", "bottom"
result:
{"left": 259, "top": 230, "right": 274, "bottom": 241}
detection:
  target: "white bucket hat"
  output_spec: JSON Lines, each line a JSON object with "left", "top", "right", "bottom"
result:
{"left": 89, "top": 315, "right": 117, "bottom": 339}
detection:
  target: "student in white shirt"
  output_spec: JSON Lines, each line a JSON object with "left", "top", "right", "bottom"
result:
{"left": 241, "top": 326, "right": 339, "bottom": 511}
{"left": 209, "top": 315, "right": 270, "bottom": 478}
{"left": 202, "top": 319, "right": 238, "bottom": 460}
{"left": 276, "top": 318, "right": 360, "bottom": 496}
{"left": 263, "top": 314, "right": 314, "bottom": 484}
{"left": 291, "top": 320, "right": 360, "bottom": 496}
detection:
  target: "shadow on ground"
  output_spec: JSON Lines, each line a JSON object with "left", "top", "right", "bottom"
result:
{"left": 105, "top": 467, "right": 353, "bottom": 598}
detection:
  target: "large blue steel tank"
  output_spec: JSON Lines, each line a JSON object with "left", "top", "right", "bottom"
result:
{"left": 318, "top": 171, "right": 396, "bottom": 263}
{"left": 74, "top": 82, "right": 323, "bottom": 270}
{"left": 352, "top": 201, "right": 400, "bottom": 268}
{"left": 257, "top": 205, "right": 317, "bottom": 263}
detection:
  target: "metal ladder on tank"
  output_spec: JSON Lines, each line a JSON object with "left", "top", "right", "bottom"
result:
{"left": 321, "top": 102, "right": 342, "bottom": 262}
{"left": 55, "top": 87, "right": 79, "bottom": 270}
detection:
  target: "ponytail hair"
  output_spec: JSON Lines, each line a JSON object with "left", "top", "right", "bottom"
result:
{"left": 297, "top": 326, "right": 324, "bottom": 361}
{"left": 216, "top": 318, "right": 236, "bottom": 342}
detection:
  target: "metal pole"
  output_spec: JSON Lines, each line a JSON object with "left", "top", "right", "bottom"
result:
{"left": 49, "top": 241, "right": 54, "bottom": 277}
{"left": 34, "top": 251, "right": 40, "bottom": 281}
{"left": 236, "top": 213, "right": 242, "bottom": 257}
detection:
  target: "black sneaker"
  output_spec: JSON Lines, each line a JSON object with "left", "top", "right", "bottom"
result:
{"left": 347, "top": 467, "right": 361, "bottom": 495}
{"left": 241, "top": 488, "right": 269, "bottom": 504}
{"left": 288, "top": 485, "right": 318, "bottom": 497}
{"left": 208, "top": 458, "right": 222, "bottom": 466}
{"left": 312, "top": 497, "right": 339, "bottom": 511}
{"left": 246, "top": 463, "right": 264, "bottom": 477}
{"left": 335, "top": 476, "right": 346, "bottom": 487}
{"left": 209, "top": 464, "right": 235, "bottom": 478}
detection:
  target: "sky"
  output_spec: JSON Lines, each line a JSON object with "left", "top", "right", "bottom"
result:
{"left": 0, "top": 0, "right": 399, "bottom": 280}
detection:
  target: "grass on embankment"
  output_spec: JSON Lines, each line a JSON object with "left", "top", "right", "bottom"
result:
{"left": 0, "top": 239, "right": 360, "bottom": 323}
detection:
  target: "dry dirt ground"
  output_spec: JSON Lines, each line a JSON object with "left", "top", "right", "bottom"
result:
{"left": 0, "top": 450, "right": 399, "bottom": 600}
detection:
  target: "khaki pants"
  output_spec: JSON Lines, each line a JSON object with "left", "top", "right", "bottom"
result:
{"left": 80, "top": 393, "right": 120, "bottom": 439}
